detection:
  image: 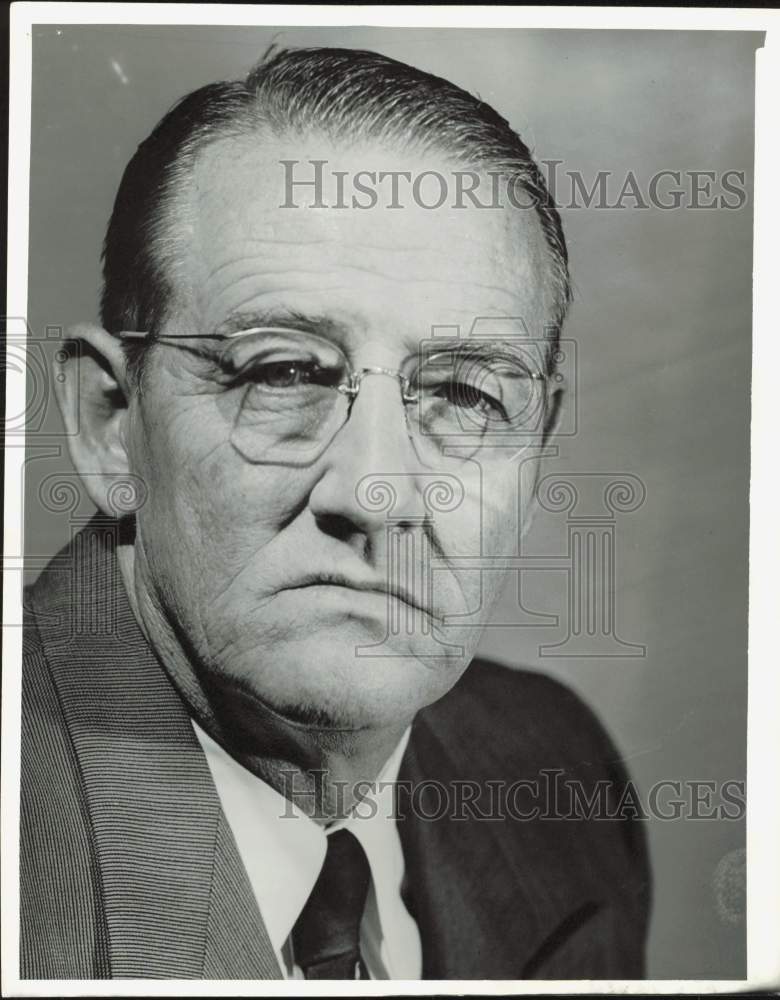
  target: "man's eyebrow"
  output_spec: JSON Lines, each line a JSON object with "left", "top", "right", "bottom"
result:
{"left": 424, "top": 338, "right": 545, "bottom": 362}
{"left": 212, "top": 309, "right": 348, "bottom": 340}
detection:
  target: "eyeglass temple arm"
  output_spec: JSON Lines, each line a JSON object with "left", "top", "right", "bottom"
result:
{"left": 118, "top": 327, "right": 304, "bottom": 341}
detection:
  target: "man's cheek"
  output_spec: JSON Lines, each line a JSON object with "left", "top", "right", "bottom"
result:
{"left": 441, "top": 563, "right": 506, "bottom": 628}
{"left": 200, "top": 451, "right": 317, "bottom": 526}
{"left": 443, "top": 481, "right": 518, "bottom": 624}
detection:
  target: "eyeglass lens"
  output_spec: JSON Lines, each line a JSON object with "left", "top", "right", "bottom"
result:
{"left": 218, "top": 330, "right": 547, "bottom": 465}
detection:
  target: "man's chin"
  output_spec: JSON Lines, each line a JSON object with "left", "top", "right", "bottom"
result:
{"left": 262, "top": 698, "right": 368, "bottom": 732}
{"left": 211, "top": 643, "right": 468, "bottom": 734}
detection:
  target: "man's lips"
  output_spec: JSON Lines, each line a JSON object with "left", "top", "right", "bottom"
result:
{"left": 281, "top": 572, "right": 438, "bottom": 621}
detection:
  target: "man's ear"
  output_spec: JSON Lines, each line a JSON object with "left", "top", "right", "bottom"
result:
{"left": 54, "top": 323, "right": 137, "bottom": 516}
{"left": 542, "top": 383, "right": 564, "bottom": 446}
{"left": 517, "top": 384, "right": 565, "bottom": 541}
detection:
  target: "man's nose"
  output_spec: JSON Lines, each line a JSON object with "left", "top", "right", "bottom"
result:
{"left": 307, "top": 371, "right": 424, "bottom": 542}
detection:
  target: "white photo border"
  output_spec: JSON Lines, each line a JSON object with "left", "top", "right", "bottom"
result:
{"left": 3, "top": 4, "right": 779, "bottom": 995}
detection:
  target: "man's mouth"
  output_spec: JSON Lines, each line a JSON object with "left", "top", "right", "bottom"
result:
{"left": 283, "top": 572, "right": 438, "bottom": 622}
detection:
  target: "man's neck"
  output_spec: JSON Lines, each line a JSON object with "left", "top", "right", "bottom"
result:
{"left": 225, "top": 722, "right": 409, "bottom": 827}
{"left": 117, "top": 541, "right": 412, "bottom": 826}
{"left": 194, "top": 674, "right": 410, "bottom": 825}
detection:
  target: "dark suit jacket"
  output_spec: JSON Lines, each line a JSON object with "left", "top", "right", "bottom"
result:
{"left": 20, "top": 518, "right": 651, "bottom": 979}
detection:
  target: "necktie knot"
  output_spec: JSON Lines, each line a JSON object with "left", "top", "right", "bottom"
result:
{"left": 292, "top": 827, "right": 371, "bottom": 979}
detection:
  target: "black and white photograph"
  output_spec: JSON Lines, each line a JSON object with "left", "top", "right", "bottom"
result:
{"left": 2, "top": 4, "right": 778, "bottom": 993}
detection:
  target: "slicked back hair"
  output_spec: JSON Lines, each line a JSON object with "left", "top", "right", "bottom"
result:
{"left": 101, "top": 46, "right": 571, "bottom": 376}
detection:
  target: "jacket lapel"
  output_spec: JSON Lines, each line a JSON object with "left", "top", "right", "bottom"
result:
{"left": 31, "top": 518, "right": 281, "bottom": 979}
{"left": 397, "top": 706, "right": 604, "bottom": 979}
{"left": 32, "top": 518, "right": 607, "bottom": 980}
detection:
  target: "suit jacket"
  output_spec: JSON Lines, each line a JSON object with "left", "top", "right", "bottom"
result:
{"left": 20, "top": 517, "right": 651, "bottom": 979}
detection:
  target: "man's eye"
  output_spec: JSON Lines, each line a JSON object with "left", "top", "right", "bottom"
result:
{"left": 434, "top": 379, "right": 508, "bottom": 419}
{"left": 234, "top": 358, "right": 332, "bottom": 389}
{"left": 261, "top": 360, "right": 313, "bottom": 388}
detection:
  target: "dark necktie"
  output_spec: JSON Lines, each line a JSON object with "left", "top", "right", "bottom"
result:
{"left": 291, "top": 828, "right": 371, "bottom": 979}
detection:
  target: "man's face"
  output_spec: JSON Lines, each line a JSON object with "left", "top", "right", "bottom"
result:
{"left": 124, "top": 134, "right": 554, "bottom": 733}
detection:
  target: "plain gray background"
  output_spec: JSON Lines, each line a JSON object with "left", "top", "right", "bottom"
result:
{"left": 21, "top": 25, "right": 760, "bottom": 978}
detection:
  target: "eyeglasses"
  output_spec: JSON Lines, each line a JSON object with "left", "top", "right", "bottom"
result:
{"left": 120, "top": 327, "right": 552, "bottom": 466}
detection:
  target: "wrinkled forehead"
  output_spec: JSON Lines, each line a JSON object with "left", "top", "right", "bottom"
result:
{"left": 175, "top": 132, "right": 554, "bottom": 340}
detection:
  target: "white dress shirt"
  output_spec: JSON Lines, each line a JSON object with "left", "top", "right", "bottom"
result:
{"left": 193, "top": 721, "right": 422, "bottom": 979}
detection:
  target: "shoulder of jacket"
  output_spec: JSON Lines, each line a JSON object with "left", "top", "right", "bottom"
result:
{"left": 410, "top": 657, "right": 637, "bottom": 807}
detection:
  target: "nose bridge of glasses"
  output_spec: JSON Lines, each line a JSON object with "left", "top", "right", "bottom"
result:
{"left": 341, "top": 365, "right": 417, "bottom": 403}
{"left": 333, "top": 364, "right": 422, "bottom": 466}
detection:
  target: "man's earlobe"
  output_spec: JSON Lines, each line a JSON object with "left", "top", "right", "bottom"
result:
{"left": 53, "top": 323, "right": 139, "bottom": 517}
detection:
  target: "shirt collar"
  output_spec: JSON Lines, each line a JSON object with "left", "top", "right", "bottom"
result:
{"left": 192, "top": 720, "right": 411, "bottom": 958}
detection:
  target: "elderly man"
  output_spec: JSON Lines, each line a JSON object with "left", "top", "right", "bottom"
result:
{"left": 21, "top": 47, "right": 650, "bottom": 980}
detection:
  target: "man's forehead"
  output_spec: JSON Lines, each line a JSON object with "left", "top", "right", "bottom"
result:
{"left": 179, "top": 132, "right": 553, "bottom": 333}
{"left": 189, "top": 133, "right": 544, "bottom": 253}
